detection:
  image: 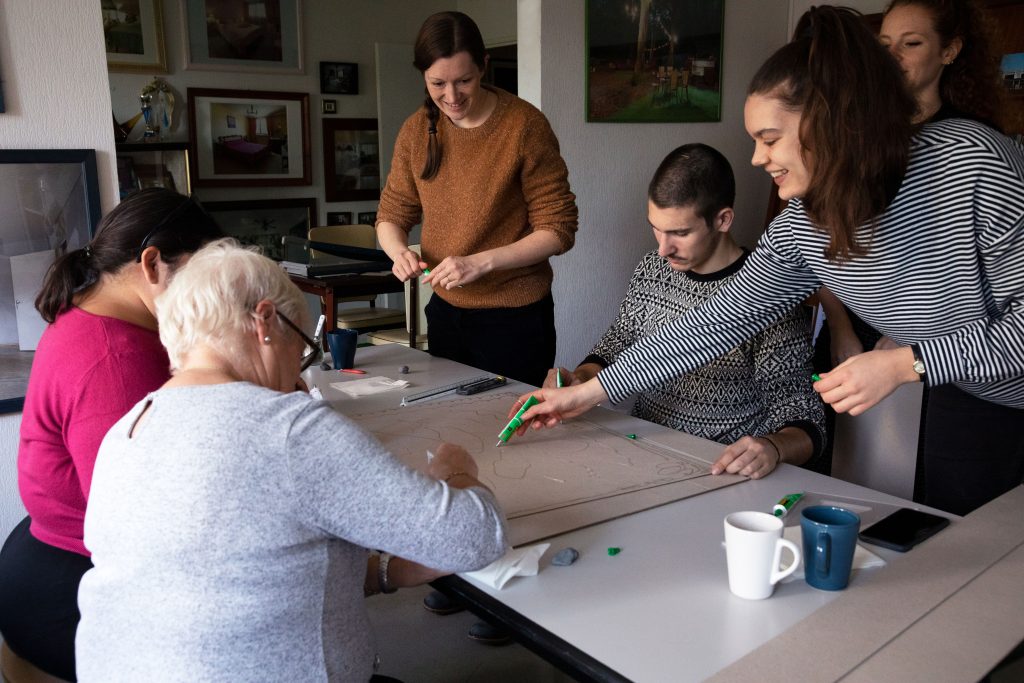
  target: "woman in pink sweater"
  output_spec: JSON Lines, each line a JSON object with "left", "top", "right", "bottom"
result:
{"left": 0, "top": 189, "right": 222, "bottom": 681}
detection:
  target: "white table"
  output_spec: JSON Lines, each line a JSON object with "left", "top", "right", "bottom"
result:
{"left": 306, "top": 345, "right": 1024, "bottom": 683}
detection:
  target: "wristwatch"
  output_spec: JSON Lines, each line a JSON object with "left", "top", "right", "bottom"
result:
{"left": 910, "top": 344, "right": 926, "bottom": 381}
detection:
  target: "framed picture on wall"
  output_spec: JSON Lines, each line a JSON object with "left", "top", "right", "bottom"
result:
{"left": 182, "top": 0, "right": 303, "bottom": 73}
{"left": 585, "top": 0, "right": 724, "bottom": 123}
{"left": 322, "top": 118, "right": 381, "bottom": 201}
{"left": 326, "top": 211, "right": 353, "bottom": 225}
{"left": 357, "top": 211, "right": 377, "bottom": 225}
{"left": 203, "top": 197, "right": 317, "bottom": 261}
{"left": 103, "top": 0, "right": 168, "bottom": 73}
{"left": 320, "top": 61, "right": 359, "bottom": 94}
{"left": 187, "top": 87, "right": 311, "bottom": 187}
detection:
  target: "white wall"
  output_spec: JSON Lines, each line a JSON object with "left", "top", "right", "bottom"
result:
{"left": 0, "top": 0, "right": 119, "bottom": 542}
{"left": 107, "top": 0, "right": 451, "bottom": 224}
{"left": 524, "top": 1, "right": 791, "bottom": 367}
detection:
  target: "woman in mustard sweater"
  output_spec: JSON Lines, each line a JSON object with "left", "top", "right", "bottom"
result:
{"left": 376, "top": 11, "right": 578, "bottom": 388}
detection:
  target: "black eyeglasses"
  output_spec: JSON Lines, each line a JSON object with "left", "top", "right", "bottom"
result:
{"left": 136, "top": 197, "right": 213, "bottom": 262}
{"left": 277, "top": 311, "right": 326, "bottom": 371}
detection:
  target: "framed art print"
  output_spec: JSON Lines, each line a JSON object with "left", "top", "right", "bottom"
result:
{"left": 182, "top": 0, "right": 303, "bottom": 73}
{"left": 104, "top": 0, "right": 168, "bottom": 73}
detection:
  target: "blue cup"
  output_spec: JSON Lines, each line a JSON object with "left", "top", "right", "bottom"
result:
{"left": 326, "top": 329, "right": 357, "bottom": 370}
{"left": 800, "top": 505, "right": 860, "bottom": 591}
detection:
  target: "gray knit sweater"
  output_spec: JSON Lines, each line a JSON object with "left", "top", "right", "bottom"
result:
{"left": 586, "top": 250, "right": 825, "bottom": 460}
{"left": 77, "top": 382, "right": 508, "bottom": 682}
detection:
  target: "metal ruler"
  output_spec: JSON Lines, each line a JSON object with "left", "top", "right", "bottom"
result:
{"left": 400, "top": 375, "right": 493, "bottom": 406}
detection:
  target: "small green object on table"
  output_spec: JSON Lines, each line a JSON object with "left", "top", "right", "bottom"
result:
{"left": 607, "top": 547, "right": 621, "bottom": 556}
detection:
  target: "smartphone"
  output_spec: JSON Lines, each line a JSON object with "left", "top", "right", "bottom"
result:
{"left": 858, "top": 508, "right": 950, "bottom": 552}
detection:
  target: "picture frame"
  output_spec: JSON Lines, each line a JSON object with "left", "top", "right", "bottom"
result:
{"left": 322, "top": 118, "right": 380, "bottom": 202}
{"left": 320, "top": 61, "right": 359, "bottom": 94}
{"left": 202, "top": 197, "right": 317, "bottom": 261}
{"left": 187, "top": 87, "right": 311, "bottom": 187}
{"left": 322, "top": 99, "right": 337, "bottom": 115}
{"left": 585, "top": 0, "right": 724, "bottom": 123}
{"left": 0, "top": 149, "right": 102, "bottom": 413}
{"left": 182, "top": 0, "right": 303, "bottom": 74}
{"left": 357, "top": 211, "right": 377, "bottom": 225}
{"left": 103, "top": 0, "right": 168, "bottom": 73}
{"left": 326, "top": 211, "right": 353, "bottom": 225}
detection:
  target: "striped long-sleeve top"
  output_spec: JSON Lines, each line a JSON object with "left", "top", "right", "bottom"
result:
{"left": 598, "top": 119, "right": 1024, "bottom": 409}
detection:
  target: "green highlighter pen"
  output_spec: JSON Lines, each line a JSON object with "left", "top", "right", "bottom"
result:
{"left": 556, "top": 369, "right": 563, "bottom": 388}
{"left": 496, "top": 395, "right": 540, "bottom": 447}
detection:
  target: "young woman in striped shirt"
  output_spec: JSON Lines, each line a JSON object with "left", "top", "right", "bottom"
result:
{"left": 511, "top": 6, "right": 1024, "bottom": 516}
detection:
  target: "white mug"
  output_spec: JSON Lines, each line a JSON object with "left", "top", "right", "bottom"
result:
{"left": 724, "top": 511, "right": 801, "bottom": 600}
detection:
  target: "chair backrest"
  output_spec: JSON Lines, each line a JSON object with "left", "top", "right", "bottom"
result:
{"left": 405, "top": 244, "right": 429, "bottom": 335}
{"left": 308, "top": 224, "right": 377, "bottom": 257}
{"left": 309, "top": 224, "right": 380, "bottom": 304}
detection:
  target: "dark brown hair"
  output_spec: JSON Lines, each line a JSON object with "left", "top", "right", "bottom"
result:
{"left": 648, "top": 143, "right": 735, "bottom": 227}
{"left": 35, "top": 188, "right": 224, "bottom": 323}
{"left": 748, "top": 6, "right": 916, "bottom": 261}
{"left": 412, "top": 11, "right": 487, "bottom": 180}
{"left": 885, "top": 0, "right": 1004, "bottom": 128}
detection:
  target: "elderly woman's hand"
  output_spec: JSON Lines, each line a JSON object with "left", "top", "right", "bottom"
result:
{"left": 428, "top": 442, "right": 479, "bottom": 483}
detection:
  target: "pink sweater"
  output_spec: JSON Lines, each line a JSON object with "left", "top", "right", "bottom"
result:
{"left": 18, "top": 308, "right": 170, "bottom": 556}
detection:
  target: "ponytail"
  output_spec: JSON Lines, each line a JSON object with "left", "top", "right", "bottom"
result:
{"left": 34, "top": 188, "right": 224, "bottom": 323}
{"left": 750, "top": 6, "right": 916, "bottom": 261}
{"left": 420, "top": 96, "right": 443, "bottom": 180}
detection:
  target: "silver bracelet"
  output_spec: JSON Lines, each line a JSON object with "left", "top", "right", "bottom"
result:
{"left": 378, "top": 552, "right": 397, "bottom": 594}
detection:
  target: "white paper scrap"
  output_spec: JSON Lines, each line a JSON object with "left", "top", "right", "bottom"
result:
{"left": 331, "top": 376, "right": 410, "bottom": 398}
{"left": 463, "top": 543, "right": 551, "bottom": 590}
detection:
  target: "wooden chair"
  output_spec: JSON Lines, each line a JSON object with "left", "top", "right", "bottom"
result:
{"left": 365, "top": 244, "right": 429, "bottom": 350}
{"left": 307, "top": 225, "right": 405, "bottom": 335}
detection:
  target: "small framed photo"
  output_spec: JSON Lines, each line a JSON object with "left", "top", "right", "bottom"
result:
{"left": 357, "top": 211, "right": 377, "bottom": 225}
{"left": 103, "top": 0, "right": 168, "bottom": 73}
{"left": 322, "top": 118, "right": 380, "bottom": 201}
{"left": 326, "top": 211, "right": 353, "bottom": 225}
{"left": 182, "top": 0, "right": 303, "bottom": 74}
{"left": 322, "top": 99, "right": 337, "bottom": 115}
{"left": 187, "top": 87, "right": 311, "bottom": 187}
{"left": 203, "top": 197, "right": 317, "bottom": 261}
{"left": 320, "top": 61, "right": 359, "bottom": 95}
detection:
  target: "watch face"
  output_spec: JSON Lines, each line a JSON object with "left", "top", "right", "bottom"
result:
{"left": 913, "top": 359, "right": 926, "bottom": 375}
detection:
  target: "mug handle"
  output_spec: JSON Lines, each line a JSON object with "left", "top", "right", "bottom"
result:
{"left": 770, "top": 538, "right": 801, "bottom": 585}
{"left": 815, "top": 530, "right": 831, "bottom": 578}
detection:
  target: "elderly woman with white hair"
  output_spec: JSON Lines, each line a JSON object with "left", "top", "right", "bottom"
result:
{"left": 75, "top": 239, "right": 508, "bottom": 682}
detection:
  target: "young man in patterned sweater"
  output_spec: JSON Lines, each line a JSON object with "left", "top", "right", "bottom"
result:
{"left": 546, "top": 144, "right": 825, "bottom": 478}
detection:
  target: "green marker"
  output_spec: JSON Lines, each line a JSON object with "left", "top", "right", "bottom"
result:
{"left": 607, "top": 547, "right": 621, "bottom": 556}
{"left": 422, "top": 267, "right": 431, "bottom": 275}
{"left": 773, "top": 492, "right": 805, "bottom": 517}
{"left": 811, "top": 373, "right": 822, "bottom": 382}
{"left": 496, "top": 395, "right": 539, "bottom": 446}
{"left": 626, "top": 433, "right": 637, "bottom": 440}
{"left": 556, "top": 369, "right": 563, "bottom": 388}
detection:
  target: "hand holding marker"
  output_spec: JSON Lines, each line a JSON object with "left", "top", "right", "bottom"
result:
{"left": 422, "top": 267, "right": 463, "bottom": 289}
{"left": 497, "top": 395, "right": 540, "bottom": 447}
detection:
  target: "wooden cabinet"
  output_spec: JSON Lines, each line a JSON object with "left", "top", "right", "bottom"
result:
{"left": 115, "top": 142, "right": 191, "bottom": 198}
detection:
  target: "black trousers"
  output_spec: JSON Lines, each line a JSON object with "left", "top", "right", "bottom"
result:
{"left": 426, "top": 293, "right": 556, "bottom": 388}
{"left": 0, "top": 516, "right": 92, "bottom": 681}
{"left": 915, "top": 385, "right": 1024, "bottom": 516}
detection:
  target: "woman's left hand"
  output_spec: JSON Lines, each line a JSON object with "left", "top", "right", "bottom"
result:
{"left": 813, "top": 346, "right": 919, "bottom": 415}
{"left": 422, "top": 254, "right": 489, "bottom": 290}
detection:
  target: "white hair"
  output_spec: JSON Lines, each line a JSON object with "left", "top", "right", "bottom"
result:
{"left": 157, "top": 238, "right": 308, "bottom": 370}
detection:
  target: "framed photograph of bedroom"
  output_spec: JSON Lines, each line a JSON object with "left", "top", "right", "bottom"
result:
{"left": 103, "top": 0, "right": 168, "bottom": 73}
{"left": 187, "top": 87, "right": 311, "bottom": 187}
{"left": 182, "top": 0, "right": 303, "bottom": 73}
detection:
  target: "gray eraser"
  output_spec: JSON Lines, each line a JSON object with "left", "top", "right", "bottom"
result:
{"left": 551, "top": 547, "right": 580, "bottom": 566}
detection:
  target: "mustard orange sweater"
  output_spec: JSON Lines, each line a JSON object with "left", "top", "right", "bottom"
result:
{"left": 377, "top": 87, "right": 578, "bottom": 309}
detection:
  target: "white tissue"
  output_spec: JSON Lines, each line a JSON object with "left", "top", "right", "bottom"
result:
{"left": 463, "top": 543, "right": 551, "bottom": 590}
{"left": 330, "top": 376, "right": 410, "bottom": 397}
{"left": 308, "top": 386, "right": 324, "bottom": 400}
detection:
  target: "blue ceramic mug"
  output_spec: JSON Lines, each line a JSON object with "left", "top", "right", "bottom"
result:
{"left": 326, "top": 329, "right": 357, "bottom": 370}
{"left": 800, "top": 505, "right": 860, "bottom": 591}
